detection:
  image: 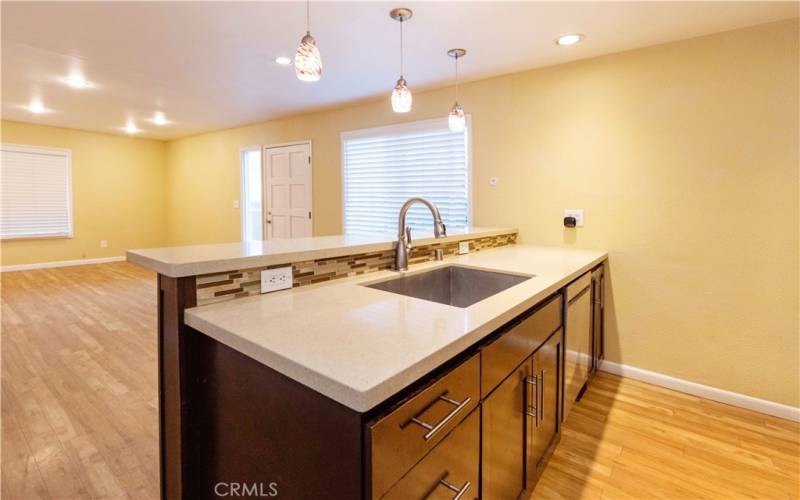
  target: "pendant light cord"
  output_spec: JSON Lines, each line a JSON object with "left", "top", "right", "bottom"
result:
{"left": 399, "top": 17, "right": 404, "bottom": 78}
{"left": 306, "top": 0, "right": 310, "bottom": 33}
{"left": 454, "top": 55, "right": 459, "bottom": 101}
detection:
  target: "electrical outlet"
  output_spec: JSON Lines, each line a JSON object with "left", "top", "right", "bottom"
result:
{"left": 261, "top": 266, "right": 293, "bottom": 293}
{"left": 233, "top": 200, "right": 240, "bottom": 209}
{"left": 100, "top": 240, "right": 108, "bottom": 248}
{"left": 564, "top": 209, "right": 585, "bottom": 227}
{"left": 458, "top": 241, "right": 470, "bottom": 255}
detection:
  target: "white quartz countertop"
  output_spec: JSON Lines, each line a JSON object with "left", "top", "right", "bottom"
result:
{"left": 184, "top": 244, "right": 607, "bottom": 412}
{"left": 126, "top": 226, "right": 516, "bottom": 277}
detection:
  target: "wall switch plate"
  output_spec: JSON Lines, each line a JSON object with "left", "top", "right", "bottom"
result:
{"left": 458, "top": 241, "right": 470, "bottom": 254}
{"left": 233, "top": 200, "right": 240, "bottom": 209}
{"left": 564, "top": 209, "right": 585, "bottom": 227}
{"left": 100, "top": 240, "right": 108, "bottom": 248}
{"left": 261, "top": 266, "right": 293, "bottom": 293}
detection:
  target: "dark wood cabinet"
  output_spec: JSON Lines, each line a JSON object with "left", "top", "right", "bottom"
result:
{"left": 382, "top": 409, "right": 480, "bottom": 500}
{"left": 157, "top": 259, "right": 606, "bottom": 500}
{"left": 481, "top": 298, "right": 564, "bottom": 499}
{"left": 481, "top": 362, "right": 528, "bottom": 499}
{"left": 367, "top": 354, "right": 480, "bottom": 499}
{"left": 527, "top": 329, "right": 561, "bottom": 485}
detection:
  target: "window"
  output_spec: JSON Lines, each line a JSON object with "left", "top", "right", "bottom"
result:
{"left": 342, "top": 117, "right": 470, "bottom": 236}
{"left": 241, "top": 147, "right": 263, "bottom": 241}
{"left": 1, "top": 144, "right": 72, "bottom": 239}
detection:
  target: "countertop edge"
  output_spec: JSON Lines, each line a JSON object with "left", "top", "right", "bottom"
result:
{"left": 184, "top": 249, "right": 607, "bottom": 412}
{"left": 127, "top": 227, "right": 518, "bottom": 278}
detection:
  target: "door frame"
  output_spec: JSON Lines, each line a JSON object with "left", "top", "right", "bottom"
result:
{"left": 262, "top": 140, "right": 313, "bottom": 239}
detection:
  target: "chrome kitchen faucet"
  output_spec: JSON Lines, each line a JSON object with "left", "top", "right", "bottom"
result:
{"left": 395, "top": 197, "right": 447, "bottom": 271}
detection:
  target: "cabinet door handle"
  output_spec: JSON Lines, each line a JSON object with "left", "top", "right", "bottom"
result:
{"left": 408, "top": 393, "right": 471, "bottom": 441}
{"left": 439, "top": 477, "right": 471, "bottom": 500}
{"left": 525, "top": 376, "right": 538, "bottom": 423}
{"left": 539, "top": 370, "right": 545, "bottom": 421}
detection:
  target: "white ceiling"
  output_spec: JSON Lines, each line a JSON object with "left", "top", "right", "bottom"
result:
{"left": 2, "top": 1, "right": 797, "bottom": 140}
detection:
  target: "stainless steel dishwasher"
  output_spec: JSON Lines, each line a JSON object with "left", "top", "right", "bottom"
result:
{"left": 563, "top": 272, "right": 592, "bottom": 420}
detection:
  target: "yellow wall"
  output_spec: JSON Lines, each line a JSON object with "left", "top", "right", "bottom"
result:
{"left": 0, "top": 121, "right": 168, "bottom": 265}
{"left": 165, "top": 19, "right": 799, "bottom": 406}
{"left": 1, "top": 21, "right": 796, "bottom": 406}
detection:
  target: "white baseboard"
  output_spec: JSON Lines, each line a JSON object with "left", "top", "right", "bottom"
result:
{"left": 1, "top": 256, "right": 125, "bottom": 272}
{"left": 599, "top": 360, "right": 800, "bottom": 422}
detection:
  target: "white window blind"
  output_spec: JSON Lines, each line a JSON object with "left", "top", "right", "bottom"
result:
{"left": 1, "top": 144, "right": 72, "bottom": 239}
{"left": 342, "top": 117, "right": 470, "bottom": 236}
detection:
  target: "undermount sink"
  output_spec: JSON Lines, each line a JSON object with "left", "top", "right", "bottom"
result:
{"left": 364, "top": 265, "right": 533, "bottom": 308}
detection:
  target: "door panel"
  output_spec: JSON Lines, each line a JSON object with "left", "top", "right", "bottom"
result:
{"left": 271, "top": 215, "right": 289, "bottom": 239}
{"left": 264, "top": 143, "right": 312, "bottom": 239}
{"left": 481, "top": 362, "right": 528, "bottom": 500}
{"left": 528, "top": 329, "right": 561, "bottom": 484}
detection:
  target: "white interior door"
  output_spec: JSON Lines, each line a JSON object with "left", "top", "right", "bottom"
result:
{"left": 263, "top": 143, "right": 312, "bottom": 239}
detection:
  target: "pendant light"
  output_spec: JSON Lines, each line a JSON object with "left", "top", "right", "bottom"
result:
{"left": 447, "top": 48, "right": 467, "bottom": 132}
{"left": 294, "top": 0, "right": 322, "bottom": 82}
{"left": 390, "top": 8, "right": 413, "bottom": 113}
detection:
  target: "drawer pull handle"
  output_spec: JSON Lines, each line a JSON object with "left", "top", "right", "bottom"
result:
{"left": 439, "top": 477, "right": 471, "bottom": 500}
{"left": 409, "top": 394, "right": 472, "bottom": 441}
{"left": 525, "top": 376, "right": 538, "bottom": 421}
{"left": 539, "top": 370, "right": 545, "bottom": 421}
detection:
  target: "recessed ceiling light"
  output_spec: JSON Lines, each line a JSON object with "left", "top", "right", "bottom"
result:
{"left": 151, "top": 111, "right": 169, "bottom": 126}
{"left": 63, "top": 74, "right": 92, "bottom": 89}
{"left": 275, "top": 56, "right": 292, "bottom": 66}
{"left": 556, "top": 33, "right": 584, "bottom": 46}
{"left": 28, "top": 100, "right": 46, "bottom": 114}
{"left": 125, "top": 122, "right": 140, "bottom": 134}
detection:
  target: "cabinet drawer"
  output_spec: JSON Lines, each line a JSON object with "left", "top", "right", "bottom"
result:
{"left": 383, "top": 409, "right": 479, "bottom": 500}
{"left": 369, "top": 354, "right": 480, "bottom": 499}
{"left": 481, "top": 295, "right": 561, "bottom": 396}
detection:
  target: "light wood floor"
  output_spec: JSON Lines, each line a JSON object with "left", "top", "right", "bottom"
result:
{"left": 532, "top": 374, "right": 800, "bottom": 499}
{"left": 2, "top": 262, "right": 159, "bottom": 499}
{"left": 2, "top": 262, "right": 798, "bottom": 499}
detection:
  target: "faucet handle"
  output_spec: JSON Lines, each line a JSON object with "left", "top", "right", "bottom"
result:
{"left": 434, "top": 220, "right": 447, "bottom": 237}
{"left": 405, "top": 226, "right": 413, "bottom": 249}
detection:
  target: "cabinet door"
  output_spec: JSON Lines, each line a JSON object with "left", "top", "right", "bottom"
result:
{"left": 481, "top": 361, "right": 529, "bottom": 500}
{"left": 528, "top": 329, "right": 561, "bottom": 482}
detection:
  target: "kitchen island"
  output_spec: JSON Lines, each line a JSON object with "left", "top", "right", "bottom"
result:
{"left": 127, "top": 228, "right": 607, "bottom": 500}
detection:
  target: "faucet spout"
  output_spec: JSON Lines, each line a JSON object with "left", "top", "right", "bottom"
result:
{"left": 395, "top": 197, "right": 447, "bottom": 271}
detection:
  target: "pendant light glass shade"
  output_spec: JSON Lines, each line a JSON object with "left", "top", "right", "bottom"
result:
{"left": 391, "top": 77, "right": 412, "bottom": 113}
{"left": 390, "top": 8, "right": 413, "bottom": 113}
{"left": 295, "top": 0, "right": 321, "bottom": 82}
{"left": 447, "top": 48, "right": 467, "bottom": 132}
{"left": 295, "top": 32, "right": 322, "bottom": 82}
{"left": 448, "top": 102, "right": 465, "bottom": 131}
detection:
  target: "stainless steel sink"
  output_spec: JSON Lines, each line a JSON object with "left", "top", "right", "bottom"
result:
{"left": 364, "top": 265, "right": 532, "bottom": 308}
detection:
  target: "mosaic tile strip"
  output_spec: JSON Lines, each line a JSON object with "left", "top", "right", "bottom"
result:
{"left": 196, "top": 232, "right": 517, "bottom": 305}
